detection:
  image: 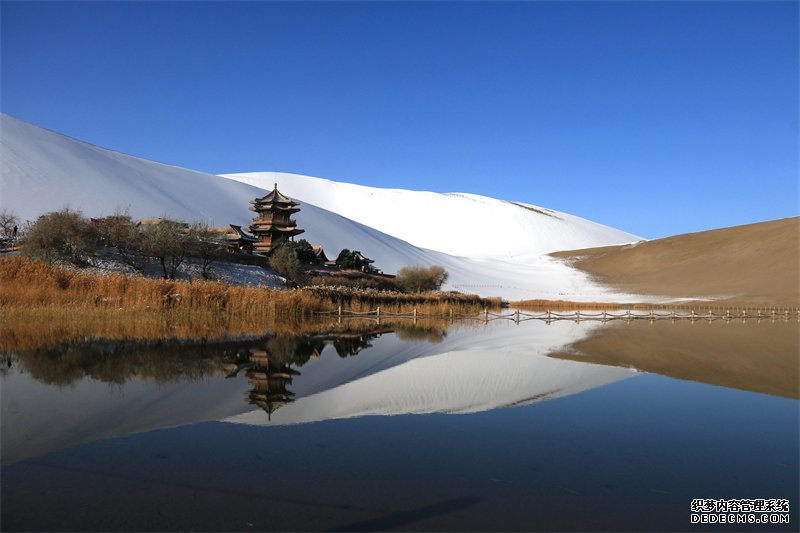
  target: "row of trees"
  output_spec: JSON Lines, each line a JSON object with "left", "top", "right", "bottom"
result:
{"left": 19, "top": 209, "right": 224, "bottom": 279}
{"left": 11, "top": 208, "right": 451, "bottom": 291}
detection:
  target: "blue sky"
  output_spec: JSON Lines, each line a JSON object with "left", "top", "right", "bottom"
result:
{"left": 1, "top": 1, "right": 797, "bottom": 239}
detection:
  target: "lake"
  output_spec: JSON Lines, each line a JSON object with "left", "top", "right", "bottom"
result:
{"left": 2, "top": 316, "right": 797, "bottom": 531}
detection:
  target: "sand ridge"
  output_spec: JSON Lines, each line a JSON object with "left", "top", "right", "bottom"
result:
{"left": 552, "top": 217, "right": 799, "bottom": 306}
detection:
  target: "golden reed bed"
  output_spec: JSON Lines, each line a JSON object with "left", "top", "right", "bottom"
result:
{"left": 0, "top": 256, "right": 488, "bottom": 351}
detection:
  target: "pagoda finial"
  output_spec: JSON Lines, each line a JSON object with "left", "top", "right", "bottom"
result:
{"left": 274, "top": 182, "right": 278, "bottom": 191}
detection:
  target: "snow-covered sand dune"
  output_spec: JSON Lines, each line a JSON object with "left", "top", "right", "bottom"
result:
{"left": 223, "top": 172, "right": 639, "bottom": 259}
{"left": 1, "top": 113, "right": 642, "bottom": 300}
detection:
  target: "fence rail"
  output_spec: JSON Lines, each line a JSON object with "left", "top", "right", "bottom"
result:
{"left": 314, "top": 306, "right": 800, "bottom": 324}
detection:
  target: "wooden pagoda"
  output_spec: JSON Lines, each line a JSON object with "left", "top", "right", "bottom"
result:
{"left": 248, "top": 184, "right": 304, "bottom": 254}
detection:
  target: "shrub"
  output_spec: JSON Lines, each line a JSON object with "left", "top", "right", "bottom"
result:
{"left": 19, "top": 208, "right": 100, "bottom": 265}
{"left": 395, "top": 265, "right": 449, "bottom": 293}
{"left": 269, "top": 244, "right": 309, "bottom": 287}
{"left": 283, "top": 239, "right": 316, "bottom": 264}
{"left": 335, "top": 248, "right": 357, "bottom": 269}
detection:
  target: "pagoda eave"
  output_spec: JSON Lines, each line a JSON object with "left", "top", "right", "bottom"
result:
{"left": 249, "top": 226, "right": 303, "bottom": 235}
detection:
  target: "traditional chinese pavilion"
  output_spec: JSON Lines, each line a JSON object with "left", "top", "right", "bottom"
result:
{"left": 248, "top": 184, "right": 304, "bottom": 254}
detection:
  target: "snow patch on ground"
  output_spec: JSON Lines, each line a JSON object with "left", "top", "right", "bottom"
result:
{"left": 57, "top": 248, "right": 285, "bottom": 288}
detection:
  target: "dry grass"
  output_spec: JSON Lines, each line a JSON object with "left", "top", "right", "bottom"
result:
{"left": 0, "top": 256, "right": 322, "bottom": 319}
{"left": 510, "top": 299, "right": 624, "bottom": 310}
{"left": 0, "top": 257, "right": 489, "bottom": 348}
{"left": 509, "top": 300, "right": 798, "bottom": 312}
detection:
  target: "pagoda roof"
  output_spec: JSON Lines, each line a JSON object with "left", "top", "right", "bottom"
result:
{"left": 249, "top": 224, "right": 304, "bottom": 234}
{"left": 353, "top": 250, "right": 375, "bottom": 264}
{"left": 252, "top": 184, "right": 300, "bottom": 207}
{"left": 248, "top": 204, "right": 300, "bottom": 213}
{"left": 228, "top": 224, "right": 258, "bottom": 242}
{"left": 312, "top": 245, "right": 330, "bottom": 263}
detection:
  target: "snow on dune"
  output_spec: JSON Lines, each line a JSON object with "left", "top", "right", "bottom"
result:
{"left": 222, "top": 172, "right": 640, "bottom": 259}
{"left": 0, "top": 113, "right": 642, "bottom": 300}
{"left": 226, "top": 321, "right": 636, "bottom": 426}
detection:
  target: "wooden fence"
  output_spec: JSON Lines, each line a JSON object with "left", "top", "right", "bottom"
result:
{"left": 315, "top": 306, "right": 800, "bottom": 324}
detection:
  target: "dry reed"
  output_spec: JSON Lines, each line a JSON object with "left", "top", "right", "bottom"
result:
{"left": 510, "top": 299, "right": 624, "bottom": 310}
{"left": 1, "top": 257, "right": 489, "bottom": 338}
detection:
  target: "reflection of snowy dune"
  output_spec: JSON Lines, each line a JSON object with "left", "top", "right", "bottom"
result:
{"left": 226, "top": 322, "right": 636, "bottom": 426}
{"left": 1, "top": 113, "right": 642, "bottom": 301}
{"left": 1, "top": 322, "right": 634, "bottom": 464}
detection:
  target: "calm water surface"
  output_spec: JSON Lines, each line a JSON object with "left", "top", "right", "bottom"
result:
{"left": 2, "top": 318, "right": 797, "bottom": 531}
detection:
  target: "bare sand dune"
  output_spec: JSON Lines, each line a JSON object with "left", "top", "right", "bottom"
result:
{"left": 552, "top": 217, "right": 799, "bottom": 306}
{"left": 550, "top": 320, "right": 799, "bottom": 399}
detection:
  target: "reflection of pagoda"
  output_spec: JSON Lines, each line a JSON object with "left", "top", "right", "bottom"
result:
{"left": 244, "top": 350, "right": 300, "bottom": 420}
{"left": 222, "top": 331, "right": 390, "bottom": 420}
{"left": 248, "top": 184, "right": 304, "bottom": 254}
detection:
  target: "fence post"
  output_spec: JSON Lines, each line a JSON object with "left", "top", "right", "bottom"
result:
{"left": 338, "top": 305, "right": 342, "bottom": 318}
{"left": 515, "top": 309, "right": 520, "bottom": 324}
{"left": 376, "top": 306, "right": 381, "bottom": 318}
{"left": 484, "top": 308, "right": 489, "bottom": 323}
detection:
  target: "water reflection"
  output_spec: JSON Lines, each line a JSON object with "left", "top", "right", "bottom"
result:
{"left": 1, "top": 327, "right": 389, "bottom": 464}
{"left": 2, "top": 317, "right": 798, "bottom": 532}
{"left": 227, "top": 320, "right": 633, "bottom": 426}
{"left": 3, "top": 317, "right": 796, "bottom": 467}
{"left": 3, "top": 320, "right": 629, "bottom": 464}
{"left": 550, "top": 319, "right": 799, "bottom": 399}
{"left": 223, "top": 331, "right": 385, "bottom": 419}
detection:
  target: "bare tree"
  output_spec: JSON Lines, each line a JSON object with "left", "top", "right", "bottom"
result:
{"left": 140, "top": 219, "right": 190, "bottom": 279}
{"left": 187, "top": 220, "right": 226, "bottom": 279}
{"left": 0, "top": 209, "right": 19, "bottom": 240}
{"left": 94, "top": 211, "right": 148, "bottom": 272}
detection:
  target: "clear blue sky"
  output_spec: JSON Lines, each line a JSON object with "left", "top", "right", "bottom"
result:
{"left": 2, "top": 1, "right": 797, "bottom": 239}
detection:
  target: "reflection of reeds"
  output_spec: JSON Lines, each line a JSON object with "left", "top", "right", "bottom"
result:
{"left": 0, "top": 256, "right": 487, "bottom": 323}
{"left": 511, "top": 299, "right": 623, "bottom": 310}
{"left": 4, "top": 319, "right": 463, "bottom": 386}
